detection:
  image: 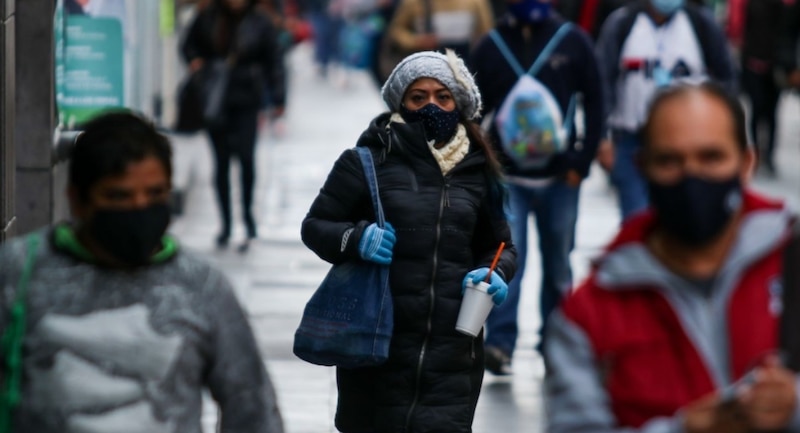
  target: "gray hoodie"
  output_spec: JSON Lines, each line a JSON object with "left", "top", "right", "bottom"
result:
{"left": 0, "top": 228, "right": 284, "bottom": 433}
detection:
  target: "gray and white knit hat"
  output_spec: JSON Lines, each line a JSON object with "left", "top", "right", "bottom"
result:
{"left": 381, "top": 50, "right": 483, "bottom": 119}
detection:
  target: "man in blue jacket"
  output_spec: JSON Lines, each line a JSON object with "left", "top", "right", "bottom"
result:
{"left": 595, "top": 0, "right": 735, "bottom": 221}
{"left": 469, "top": 0, "right": 604, "bottom": 374}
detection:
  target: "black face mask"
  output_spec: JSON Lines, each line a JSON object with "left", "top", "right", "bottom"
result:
{"left": 648, "top": 174, "right": 743, "bottom": 246}
{"left": 88, "top": 203, "right": 171, "bottom": 266}
{"left": 400, "top": 103, "right": 461, "bottom": 144}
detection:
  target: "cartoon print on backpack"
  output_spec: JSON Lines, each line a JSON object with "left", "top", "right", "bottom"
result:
{"left": 504, "top": 91, "right": 562, "bottom": 163}
{"left": 489, "top": 23, "right": 577, "bottom": 170}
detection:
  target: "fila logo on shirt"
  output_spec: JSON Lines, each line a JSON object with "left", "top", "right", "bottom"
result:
{"left": 621, "top": 57, "right": 694, "bottom": 80}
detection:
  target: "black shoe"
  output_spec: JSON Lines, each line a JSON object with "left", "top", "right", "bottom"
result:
{"left": 216, "top": 232, "right": 230, "bottom": 249}
{"left": 484, "top": 345, "right": 512, "bottom": 376}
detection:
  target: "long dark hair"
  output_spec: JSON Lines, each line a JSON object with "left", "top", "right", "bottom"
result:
{"left": 211, "top": 0, "right": 257, "bottom": 55}
{"left": 463, "top": 118, "right": 509, "bottom": 220}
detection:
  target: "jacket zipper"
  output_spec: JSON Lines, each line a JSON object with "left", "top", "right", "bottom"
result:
{"left": 404, "top": 181, "right": 448, "bottom": 432}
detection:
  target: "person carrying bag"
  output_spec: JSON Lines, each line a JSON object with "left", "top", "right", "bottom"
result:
{"left": 294, "top": 147, "right": 394, "bottom": 368}
{"left": 180, "top": 0, "right": 287, "bottom": 251}
{"left": 300, "top": 50, "right": 516, "bottom": 433}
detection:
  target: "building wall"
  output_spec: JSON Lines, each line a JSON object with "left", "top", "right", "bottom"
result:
{"left": 14, "top": 0, "right": 55, "bottom": 236}
{"left": 0, "top": 0, "right": 16, "bottom": 241}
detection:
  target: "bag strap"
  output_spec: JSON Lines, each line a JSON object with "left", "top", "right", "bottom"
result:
{"left": 529, "top": 22, "right": 574, "bottom": 76}
{"left": 488, "top": 30, "right": 526, "bottom": 77}
{"left": 355, "top": 147, "right": 386, "bottom": 228}
{"left": 488, "top": 23, "right": 574, "bottom": 78}
{"left": 0, "top": 234, "right": 39, "bottom": 433}
{"left": 563, "top": 94, "right": 578, "bottom": 138}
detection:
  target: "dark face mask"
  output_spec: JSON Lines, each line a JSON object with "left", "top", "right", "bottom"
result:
{"left": 400, "top": 103, "right": 461, "bottom": 144}
{"left": 648, "top": 174, "right": 743, "bottom": 246}
{"left": 88, "top": 202, "right": 171, "bottom": 266}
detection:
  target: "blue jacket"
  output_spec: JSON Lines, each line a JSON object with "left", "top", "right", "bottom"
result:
{"left": 469, "top": 17, "right": 605, "bottom": 179}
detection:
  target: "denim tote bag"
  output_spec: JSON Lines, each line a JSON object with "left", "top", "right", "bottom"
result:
{"left": 293, "top": 147, "right": 393, "bottom": 368}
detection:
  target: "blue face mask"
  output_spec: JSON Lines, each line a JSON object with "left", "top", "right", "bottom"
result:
{"left": 399, "top": 103, "right": 461, "bottom": 144}
{"left": 650, "top": 0, "right": 684, "bottom": 16}
{"left": 508, "top": 0, "right": 552, "bottom": 23}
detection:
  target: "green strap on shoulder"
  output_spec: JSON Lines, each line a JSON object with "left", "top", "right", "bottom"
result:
{"left": 0, "top": 234, "right": 39, "bottom": 433}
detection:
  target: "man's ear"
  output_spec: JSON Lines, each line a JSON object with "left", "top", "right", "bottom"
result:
{"left": 741, "top": 147, "right": 756, "bottom": 185}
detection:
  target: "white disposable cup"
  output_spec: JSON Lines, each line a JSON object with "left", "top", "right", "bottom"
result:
{"left": 456, "top": 280, "right": 494, "bottom": 337}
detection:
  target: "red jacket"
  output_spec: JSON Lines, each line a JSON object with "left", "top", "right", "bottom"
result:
{"left": 545, "top": 190, "right": 795, "bottom": 432}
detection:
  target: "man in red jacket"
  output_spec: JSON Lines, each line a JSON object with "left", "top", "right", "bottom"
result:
{"left": 544, "top": 82, "right": 799, "bottom": 433}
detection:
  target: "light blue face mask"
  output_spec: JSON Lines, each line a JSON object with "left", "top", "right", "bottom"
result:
{"left": 651, "top": 0, "right": 684, "bottom": 15}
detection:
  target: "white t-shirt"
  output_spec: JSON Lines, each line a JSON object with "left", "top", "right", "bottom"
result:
{"left": 609, "top": 10, "right": 706, "bottom": 131}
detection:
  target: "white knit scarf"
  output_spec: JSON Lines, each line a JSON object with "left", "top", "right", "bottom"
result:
{"left": 389, "top": 113, "right": 470, "bottom": 175}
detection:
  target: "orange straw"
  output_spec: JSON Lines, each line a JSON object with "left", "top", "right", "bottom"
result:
{"left": 484, "top": 242, "right": 506, "bottom": 283}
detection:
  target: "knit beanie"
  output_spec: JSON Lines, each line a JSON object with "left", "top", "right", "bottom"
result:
{"left": 381, "top": 50, "right": 483, "bottom": 119}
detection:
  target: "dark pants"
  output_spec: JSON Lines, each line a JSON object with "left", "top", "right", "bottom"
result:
{"left": 741, "top": 66, "right": 781, "bottom": 165}
{"left": 485, "top": 181, "right": 580, "bottom": 356}
{"left": 207, "top": 108, "right": 259, "bottom": 238}
{"left": 610, "top": 130, "right": 648, "bottom": 221}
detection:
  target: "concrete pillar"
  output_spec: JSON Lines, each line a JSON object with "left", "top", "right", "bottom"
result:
{"left": 14, "top": 0, "right": 56, "bottom": 235}
{"left": 0, "top": 0, "right": 16, "bottom": 241}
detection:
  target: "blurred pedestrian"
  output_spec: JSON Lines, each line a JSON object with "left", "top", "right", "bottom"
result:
{"left": 385, "top": 0, "right": 494, "bottom": 61}
{"left": 468, "top": 0, "right": 604, "bottom": 374}
{"left": 181, "top": 0, "right": 286, "bottom": 251}
{"left": 596, "top": 0, "right": 735, "bottom": 221}
{"left": 731, "top": 0, "right": 787, "bottom": 178}
{"left": 544, "top": 83, "right": 799, "bottom": 433}
{"left": 301, "top": 50, "right": 517, "bottom": 433}
{"left": 556, "top": 0, "right": 635, "bottom": 38}
{"left": 779, "top": 0, "right": 800, "bottom": 90}
{"left": 330, "top": 0, "right": 390, "bottom": 87}
{"left": 555, "top": 0, "right": 705, "bottom": 39}
{"left": 256, "top": 0, "right": 291, "bottom": 136}
{"left": 301, "top": 0, "right": 344, "bottom": 76}
{"left": 0, "top": 112, "right": 284, "bottom": 433}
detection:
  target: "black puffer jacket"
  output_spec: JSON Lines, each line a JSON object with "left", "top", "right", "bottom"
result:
{"left": 301, "top": 114, "right": 517, "bottom": 433}
{"left": 181, "top": 5, "right": 286, "bottom": 109}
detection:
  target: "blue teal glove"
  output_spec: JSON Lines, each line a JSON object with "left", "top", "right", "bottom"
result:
{"left": 358, "top": 222, "right": 396, "bottom": 265}
{"left": 462, "top": 267, "right": 508, "bottom": 306}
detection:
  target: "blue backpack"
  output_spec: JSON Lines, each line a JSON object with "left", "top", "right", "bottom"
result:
{"left": 489, "top": 23, "right": 576, "bottom": 170}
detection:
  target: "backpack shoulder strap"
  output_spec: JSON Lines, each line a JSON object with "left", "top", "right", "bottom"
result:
{"left": 0, "top": 234, "right": 39, "bottom": 433}
{"left": 529, "top": 22, "right": 575, "bottom": 76}
{"left": 488, "top": 29, "right": 526, "bottom": 77}
{"left": 683, "top": 3, "right": 714, "bottom": 71}
{"left": 615, "top": 0, "right": 648, "bottom": 55}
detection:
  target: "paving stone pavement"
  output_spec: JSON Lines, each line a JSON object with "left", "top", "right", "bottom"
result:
{"left": 168, "top": 43, "right": 800, "bottom": 433}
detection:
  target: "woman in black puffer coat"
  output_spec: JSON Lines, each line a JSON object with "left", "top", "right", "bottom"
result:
{"left": 301, "top": 50, "right": 517, "bottom": 433}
